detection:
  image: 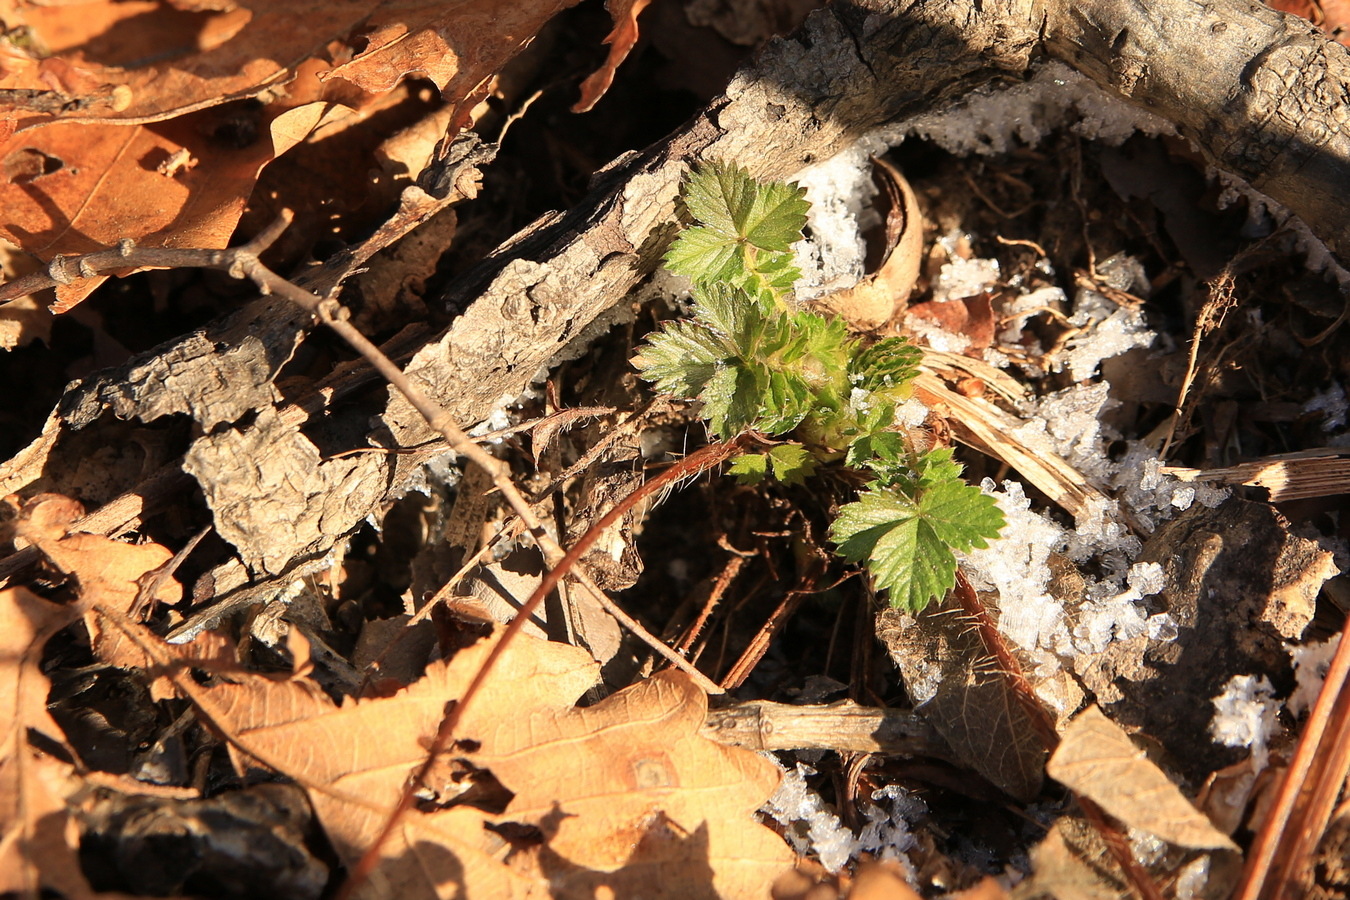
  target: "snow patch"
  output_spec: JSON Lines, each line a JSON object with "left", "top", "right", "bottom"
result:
{"left": 1287, "top": 635, "right": 1341, "bottom": 717}
{"left": 764, "top": 762, "right": 924, "bottom": 877}
{"left": 1210, "top": 674, "right": 1281, "bottom": 770}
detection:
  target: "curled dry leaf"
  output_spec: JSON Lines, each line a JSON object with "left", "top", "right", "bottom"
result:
{"left": 201, "top": 629, "right": 792, "bottom": 899}
{"left": 816, "top": 156, "right": 924, "bottom": 328}
{"left": 1047, "top": 705, "right": 1238, "bottom": 851}
{"left": 572, "top": 0, "right": 655, "bottom": 113}
{"left": 12, "top": 492, "right": 187, "bottom": 677}
{"left": 0, "top": 587, "right": 93, "bottom": 900}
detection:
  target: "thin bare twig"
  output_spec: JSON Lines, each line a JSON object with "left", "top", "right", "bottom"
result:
{"left": 4, "top": 213, "right": 722, "bottom": 690}
{"left": 339, "top": 434, "right": 751, "bottom": 899}
{"left": 6, "top": 214, "right": 737, "bottom": 885}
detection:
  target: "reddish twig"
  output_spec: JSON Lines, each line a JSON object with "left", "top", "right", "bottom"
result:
{"left": 337, "top": 433, "right": 752, "bottom": 898}
{"left": 1235, "top": 628, "right": 1350, "bottom": 900}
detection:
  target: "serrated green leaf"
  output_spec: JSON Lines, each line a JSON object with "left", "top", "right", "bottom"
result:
{"left": 728, "top": 453, "right": 769, "bottom": 484}
{"left": 692, "top": 282, "right": 753, "bottom": 344}
{"left": 767, "top": 443, "right": 817, "bottom": 485}
{"left": 911, "top": 475, "right": 1005, "bottom": 552}
{"left": 682, "top": 161, "right": 809, "bottom": 253}
{"left": 830, "top": 479, "right": 1004, "bottom": 612}
{"left": 632, "top": 320, "right": 725, "bottom": 398}
{"left": 701, "top": 363, "right": 762, "bottom": 438}
{"left": 744, "top": 250, "right": 802, "bottom": 297}
{"left": 847, "top": 431, "right": 907, "bottom": 469}
{"left": 664, "top": 225, "right": 744, "bottom": 284}
{"left": 914, "top": 447, "right": 964, "bottom": 490}
{"left": 849, "top": 337, "right": 922, "bottom": 394}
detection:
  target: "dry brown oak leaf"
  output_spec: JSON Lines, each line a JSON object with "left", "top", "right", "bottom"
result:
{"left": 203, "top": 628, "right": 794, "bottom": 899}
{"left": 1047, "top": 705, "right": 1238, "bottom": 852}
{"left": 5, "top": 492, "right": 253, "bottom": 702}
{"left": 0, "top": 0, "right": 643, "bottom": 308}
{"left": 0, "top": 586, "right": 102, "bottom": 900}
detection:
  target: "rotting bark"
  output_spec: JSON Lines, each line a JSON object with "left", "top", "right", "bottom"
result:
{"left": 2, "top": 0, "right": 1347, "bottom": 609}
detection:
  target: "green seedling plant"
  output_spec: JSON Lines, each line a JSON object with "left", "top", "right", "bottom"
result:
{"left": 633, "top": 162, "right": 1005, "bottom": 612}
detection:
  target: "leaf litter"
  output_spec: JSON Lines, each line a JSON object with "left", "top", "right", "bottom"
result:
{"left": 2, "top": 1, "right": 1350, "bottom": 898}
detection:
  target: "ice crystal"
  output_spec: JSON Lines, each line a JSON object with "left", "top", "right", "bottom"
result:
{"left": 1210, "top": 674, "right": 1281, "bottom": 770}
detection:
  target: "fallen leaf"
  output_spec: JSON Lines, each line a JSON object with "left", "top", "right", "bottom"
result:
{"left": 0, "top": 295, "right": 51, "bottom": 351}
{"left": 849, "top": 860, "right": 923, "bottom": 899}
{"left": 0, "top": 1, "right": 373, "bottom": 129}
{"left": 13, "top": 493, "right": 180, "bottom": 611}
{"left": 0, "top": 246, "right": 51, "bottom": 350}
{"left": 572, "top": 0, "right": 655, "bottom": 113}
{"left": 1047, "top": 705, "right": 1237, "bottom": 851}
{"left": 199, "top": 629, "right": 792, "bottom": 898}
{"left": 0, "top": 68, "right": 332, "bottom": 309}
{"left": 1014, "top": 822, "right": 1122, "bottom": 900}
{"left": 817, "top": 156, "right": 924, "bottom": 328}
{"left": 13, "top": 492, "right": 187, "bottom": 676}
{"left": 907, "top": 293, "right": 997, "bottom": 354}
{"left": 325, "top": 0, "right": 578, "bottom": 122}
{"left": 876, "top": 603, "right": 1047, "bottom": 801}
{"left": 0, "top": 587, "right": 96, "bottom": 900}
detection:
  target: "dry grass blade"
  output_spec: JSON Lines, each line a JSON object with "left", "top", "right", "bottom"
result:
{"left": 1164, "top": 449, "right": 1350, "bottom": 502}
{"left": 912, "top": 372, "right": 1112, "bottom": 525}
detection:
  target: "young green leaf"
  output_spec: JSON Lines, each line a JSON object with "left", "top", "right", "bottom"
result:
{"left": 830, "top": 478, "right": 1004, "bottom": 612}
{"left": 636, "top": 162, "right": 1005, "bottom": 615}
{"left": 682, "top": 161, "right": 810, "bottom": 253}
{"left": 728, "top": 453, "right": 770, "bottom": 484}
{"left": 664, "top": 225, "right": 746, "bottom": 285}
{"left": 767, "top": 443, "right": 817, "bottom": 485}
{"left": 631, "top": 319, "right": 724, "bottom": 399}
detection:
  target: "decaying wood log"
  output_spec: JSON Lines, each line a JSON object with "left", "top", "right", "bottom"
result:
{"left": 2, "top": 0, "right": 1347, "bottom": 614}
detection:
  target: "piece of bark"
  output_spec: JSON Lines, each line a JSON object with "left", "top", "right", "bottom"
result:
{"left": 1042, "top": 0, "right": 1350, "bottom": 260}
{"left": 701, "top": 698, "right": 949, "bottom": 758}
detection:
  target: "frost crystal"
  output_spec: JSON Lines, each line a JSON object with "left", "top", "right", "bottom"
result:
{"left": 932, "top": 256, "right": 1001, "bottom": 302}
{"left": 888, "top": 62, "right": 1174, "bottom": 156}
{"left": 1062, "top": 289, "right": 1156, "bottom": 382}
{"left": 763, "top": 763, "right": 856, "bottom": 872}
{"left": 792, "top": 144, "right": 876, "bottom": 298}
{"left": 763, "top": 763, "right": 924, "bottom": 877}
{"left": 1210, "top": 674, "right": 1281, "bottom": 770}
{"left": 962, "top": 480, "right": 1069, "bottom": 655}
{"left": 1287, "top": 635, "right": 1341, "bottom": 716}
